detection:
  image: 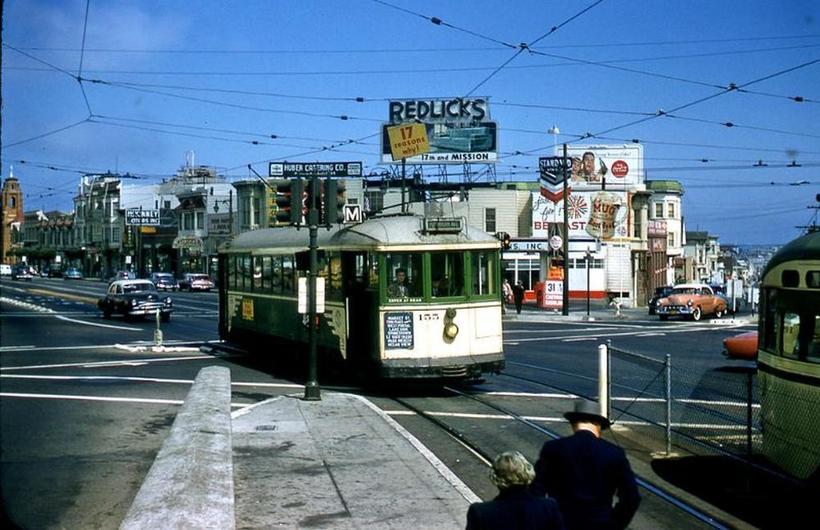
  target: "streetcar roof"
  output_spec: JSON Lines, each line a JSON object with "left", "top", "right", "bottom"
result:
{"left": 220, "top": 214, "right": 500, "bottom": 254}
{"left": 761, "top": 231, "right": 820, "bottom": 280}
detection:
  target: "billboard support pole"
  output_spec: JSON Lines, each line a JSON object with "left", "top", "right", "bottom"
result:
{"left": 562, "top": 144, "right": 570, "bottom": 316}
{"left": 401, "top": 157, "right": 406, "bottom": 213}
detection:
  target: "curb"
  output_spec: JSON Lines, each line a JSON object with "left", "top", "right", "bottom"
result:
{"left": 120, "top": 366, "right": 235, "bottom": 530}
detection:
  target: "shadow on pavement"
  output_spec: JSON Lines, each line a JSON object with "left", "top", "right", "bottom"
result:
{"left": 651, "top": 455, "right": 817, "bottom": 529}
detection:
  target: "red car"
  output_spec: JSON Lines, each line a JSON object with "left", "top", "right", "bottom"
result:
{"left": 723, "top": 331, "right": 758, "bottom": 360}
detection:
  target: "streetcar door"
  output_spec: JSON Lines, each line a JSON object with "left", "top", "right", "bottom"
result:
{"left": 341, "top": 252, "right": 376, "bottom": 367}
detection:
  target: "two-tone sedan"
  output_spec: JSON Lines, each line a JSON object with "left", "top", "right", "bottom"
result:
{"left": 655, "top": 283, "right": 728, "bottom": 321}
{"left": 98, "top": 279, "right": 173, "bottom": 322}
{"left": 178, "top": 273, "right": 215, "bottom": 292}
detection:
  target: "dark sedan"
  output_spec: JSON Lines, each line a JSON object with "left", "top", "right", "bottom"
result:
{"left": 149, "top": 272, "right": 179, "bottom": 291}
{"left": 12, "top": 266, "right": 34, "bottom": 281}
{"left": 648, "top": 286, "right": 673, "bottom": 315}
{"left": 98, "top": 280, "right": 173, "bottom": 321}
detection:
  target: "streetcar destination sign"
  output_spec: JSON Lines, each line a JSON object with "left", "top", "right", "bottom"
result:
{"left": 269, "top": 161, "right": 362, "bottom": 178}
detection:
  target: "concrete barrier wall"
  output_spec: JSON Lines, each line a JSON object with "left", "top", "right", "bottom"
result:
{"left": 120, "top": 366, "right": 235, "bottom": 530}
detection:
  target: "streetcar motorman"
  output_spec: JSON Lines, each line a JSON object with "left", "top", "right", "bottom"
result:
{"left": 388, "top": 268, "right": 409, "bottom": 298}
{"left": 531, "top": 399, "right": 640, "bottom": 530}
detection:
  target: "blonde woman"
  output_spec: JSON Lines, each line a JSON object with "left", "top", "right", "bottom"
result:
{"left": 466, "top": 451, "right": 564, "bottom": 530}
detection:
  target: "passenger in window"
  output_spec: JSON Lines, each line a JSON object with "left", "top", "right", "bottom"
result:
{"left": 435, "top": 276, "right": 451, "bottom": 297}
{"left": 388, "top": 268, "right": 410, "bottom": 298}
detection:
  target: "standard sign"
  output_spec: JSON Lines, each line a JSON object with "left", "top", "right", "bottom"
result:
{"left": 125, "top": 208, "right": 160, "bottom": 226}
{"left": 387, "top": 123, "right": 430, "bottom": 160}
{"left": 269, "top": 161, "right": 362, "bottom": 178}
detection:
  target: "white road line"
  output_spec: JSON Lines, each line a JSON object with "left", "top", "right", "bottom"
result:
{"left": 0, "top": 391, "right": 255, "bottom": 408}
{"left": 508, "top": 324, "right": 744, "bottom": 342}
{"left": 0, "top": 374, "right": 304, "bottom": 390}
{"left": 483, "top": 391, "right": 578, "bottom": 398}
{"left": 0, "top": 355, "right": 212, "bottom": 371}
{"left": 55, "top": 315, "right": 141, "bottom": 331}
{"left": 562, "top": 337, "right": 599, "bottom": 342}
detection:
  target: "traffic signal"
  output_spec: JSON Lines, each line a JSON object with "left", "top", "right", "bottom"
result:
{"left": 275, "top": 178, "right": 305, "bottom": 225}
{"left": 322, "top": 178, "right": 346, "bottom": 226}
{"left": 496, "top": 231, "right": 511, "bottom": 251}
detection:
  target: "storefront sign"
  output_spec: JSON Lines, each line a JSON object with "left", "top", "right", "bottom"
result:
{"left": 509, "top": 239, "right": 550, "bottom": 252}
{"left": 172, "top": 236, "right": 204, "bottom": 251}
{"left": 269, "top": 161, "right": 362, "bottom": 178}
{"left": 126, "top": 208, "right": 160, "bottom": 226}
{"left": 208, "top": 213, "right": 232, "bottom": 236}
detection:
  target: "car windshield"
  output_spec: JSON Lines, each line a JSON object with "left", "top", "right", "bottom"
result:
{"left": 671, "top": 287, "right": 700, "bottom": 295}
{"left": 123, "top": 283, "right": 156, "bottom": 293}
{"left": 191, "top": 275, "right": 210, "bottom": 281}
{"left": 155, "top": 274, "right": 173, "bottom": 279}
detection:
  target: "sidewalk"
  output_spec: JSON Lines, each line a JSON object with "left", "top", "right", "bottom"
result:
{"left": 231, "top": 392, "right": 477, "bottom": 529}
{"left": 504, "top": 300, "right": 758, "bottom": 325}
{"left": 227, "top": 390, "right": 754, "bottom": 530}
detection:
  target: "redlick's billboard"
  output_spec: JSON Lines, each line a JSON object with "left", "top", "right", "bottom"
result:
{"left": 564, "top": 144, "right": 643, "bottom": 188}
{"left": 381, "top": 98, "right": 498, "bottom": 164}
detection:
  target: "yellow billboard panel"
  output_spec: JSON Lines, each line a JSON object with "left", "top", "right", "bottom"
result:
{"left": 387, "top": 123, "right": 430, "bottom": 161}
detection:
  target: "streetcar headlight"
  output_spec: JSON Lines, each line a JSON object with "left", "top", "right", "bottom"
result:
{"left": 444, "top": 322, "right": 459, "bottom": 339}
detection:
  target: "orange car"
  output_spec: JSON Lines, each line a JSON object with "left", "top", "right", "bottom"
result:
{"left": 655, "top": 283, "right": 729, "bottom": 321}
{"left": 723, "top": 331, "right": 758, "bottom": 360}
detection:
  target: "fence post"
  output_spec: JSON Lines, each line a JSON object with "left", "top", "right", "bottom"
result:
{"left": 606, "top": 339, "right": 612, "bottom": 420}
{"left": 598, "top": 343, "right": 609, "bottom": 421}
{"left": 665, "top": 353, "right": 672, "bottom": 456}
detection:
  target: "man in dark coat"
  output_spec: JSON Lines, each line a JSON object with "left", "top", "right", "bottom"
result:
{"left": 513, "top": 281, "right": 525, "bottom": 314}
{"left": 467, "top": 451, "right": 564, "bottom": 530}
{"left": 531, "top": 399, "right": 640, "bottom": 530}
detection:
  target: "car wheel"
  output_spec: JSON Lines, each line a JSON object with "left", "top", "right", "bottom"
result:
{"left": 715, "top": 308, "right": 724, "bottom": 319}
{"left": 692, "top": 307, "right": 702, "bottom": 321}
{"left": 659, "top": 315, "right": 669, "bottom": 321}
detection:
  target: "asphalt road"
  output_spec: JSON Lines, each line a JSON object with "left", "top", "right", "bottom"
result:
{"left": 1, "top": 277, "right": 761, "bottom": 529}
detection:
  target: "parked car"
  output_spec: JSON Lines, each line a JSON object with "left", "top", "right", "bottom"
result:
{"left": 111, "top": 271, "right": 137, "bottom": 283}
{"left": 178, "top": 273, "right": 215, "bottom": 292}
{"left": 149, "top": 272, "right": 179, "bottom": 291}
{"left": 98, "top": 279, "right": 173, "bottom": 321}
{"left": 63, "top": 268, "right": 84, "bottom": 280}
{"left": 648, "top": 286, "right": 673, "bottom": 315}
{"left": 723, "top": 330, "right": 758, "bottom": 360}
{"left": 0, "top": 264, "right": 11, "bottom": 276}
{"left": 655, "top": 283, "right": 728, "bottom": 321}
{"left": 11, "top": 265, "right": 34, "bottom": 281}
{"left": 47, "top": 266, "right": 63, "bottom": 278}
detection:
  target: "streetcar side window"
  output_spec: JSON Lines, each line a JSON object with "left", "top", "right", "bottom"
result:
{"left": 470, "top": 250, "right": 497, "bottom": 297}
{"left": 271, "top": 256, "right": 283, "bottom": 293}
{"left": 282, "top": 255, "right": 294, "bottom": 294}
{"left": 328, "top": 254, "right": 343, "bottom": 299}
{"left": 431, "top": 252, "right": 464, "bottom": 298}
{"left": 252, "top": 256, "right": 263, "bottom": 291}
{"left": 227, "top": 255, "right": 237, "bottom": 290}
{"left": 262, "top": 256, "right": 272, "bottom": 291}
{"left": 240, "top": 255, "right": 252, "bottom": 291}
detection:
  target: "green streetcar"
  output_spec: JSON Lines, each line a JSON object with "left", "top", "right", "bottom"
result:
{"left": 217, "top": 214, "right": 505, "bottom": 379}
{"left": 757, "top": 231, "right": 819, "bottom": 480}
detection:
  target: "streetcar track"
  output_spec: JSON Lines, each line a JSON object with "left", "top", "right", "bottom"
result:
{"left": 390, "top": 384, "right": 731, "bottom": 530}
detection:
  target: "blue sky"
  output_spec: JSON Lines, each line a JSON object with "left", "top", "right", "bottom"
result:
{"left": 3, "top": 0, "right": 819, "bottom": 245}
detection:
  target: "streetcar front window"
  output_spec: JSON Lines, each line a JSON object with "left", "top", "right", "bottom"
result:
{"left": 431, "top": 252, "right": 464, "bottom": 298}
{"left": 385, "top": 253, "right": 422, "bottom": 300}
{"left": 470, "top": 250, "right": 497, "bottom": 297}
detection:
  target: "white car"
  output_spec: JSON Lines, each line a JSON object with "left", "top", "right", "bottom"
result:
{"left": 0, "top": 264, "right": 12, "bottom": 276}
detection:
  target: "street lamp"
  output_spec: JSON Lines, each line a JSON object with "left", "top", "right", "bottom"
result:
{"left": 548, "top": 125, "right": 560, "bottom": 155}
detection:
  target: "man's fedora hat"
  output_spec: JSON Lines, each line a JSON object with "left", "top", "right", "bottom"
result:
{"left": 563, "top": 399, "right": 611, "bottom": 429}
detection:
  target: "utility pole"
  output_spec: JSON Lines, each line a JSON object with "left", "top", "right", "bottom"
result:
{"left": 304, "top": 174, "right": 321, "bottom": 401}
{"left": 562, "top": 144, "right": 569, "bottom": 316}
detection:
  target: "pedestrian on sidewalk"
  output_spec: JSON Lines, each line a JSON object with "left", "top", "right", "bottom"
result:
{"left": 513, "top": 281, "right": 525, "bottom": 314}
{"left": 466, "top": 451, "right": 565, "bottom": 530}
{"left": 502, "top": 278, "right": 513, "bottom": 315}
{"left": 531, "top": 399, "right": 640, "bottom": 530}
